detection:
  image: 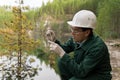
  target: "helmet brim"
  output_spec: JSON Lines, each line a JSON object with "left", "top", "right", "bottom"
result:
{"left": 67, "top": 21, "right": 94, "bottom": 29}
{"left": 67, "top": 21, "right": 78, "bottom": 27}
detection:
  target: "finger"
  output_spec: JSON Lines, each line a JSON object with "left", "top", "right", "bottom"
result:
{"left": 50, "top": 47, "right": 53, "bottom": 51}
{"left": 48, "top": 40, "right": 55, "bottom": 44}
{"left": 49, "top": 43, "right": 53, "bottom": 48}
{"left": 50, "top": 46, "right": 55, "bottom": 52}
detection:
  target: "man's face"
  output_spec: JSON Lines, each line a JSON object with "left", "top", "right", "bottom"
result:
{"left": 70, "top": 27, "right": 89, "bottom": 42}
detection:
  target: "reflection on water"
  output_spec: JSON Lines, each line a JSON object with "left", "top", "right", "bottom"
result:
{"left": 0, "top": 55, "right": 61, "bottom": 80}
{"left": 29, "top": 56, "right": 61, "bottom": 80}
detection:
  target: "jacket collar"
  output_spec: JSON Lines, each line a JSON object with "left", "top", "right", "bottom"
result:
{"left": 75, "top": 40, "right": 86, "bottom": 49}
{"left": 75, "top": 34, "right": 96, "bottom": 50}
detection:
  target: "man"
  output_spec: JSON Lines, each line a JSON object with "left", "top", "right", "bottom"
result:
{"left": 46, "top": 10, "right": 112, "bottom": 80}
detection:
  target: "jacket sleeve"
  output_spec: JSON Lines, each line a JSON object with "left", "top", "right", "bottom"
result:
{"left": 59, "top": 45, "right": 106, "bottom": 78}
{"left": 55, "top": 38, "right": 75, "bottom": 53}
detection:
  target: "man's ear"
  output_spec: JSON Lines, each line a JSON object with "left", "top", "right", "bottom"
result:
{"left": 85, "top": 30, "right": 90, "bottom": 37}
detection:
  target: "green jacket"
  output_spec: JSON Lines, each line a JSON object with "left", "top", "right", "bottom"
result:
{"left": 56, "top": 34, "right": 112, "bottom": 80}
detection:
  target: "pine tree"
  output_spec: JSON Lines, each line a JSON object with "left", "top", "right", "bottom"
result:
{"left": 0, "top": 1, "right": 40, "bottom": 79}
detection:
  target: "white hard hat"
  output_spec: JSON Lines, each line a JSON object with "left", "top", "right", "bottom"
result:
{"left": 67, "top": 10, "right": 96, "bottom": 29}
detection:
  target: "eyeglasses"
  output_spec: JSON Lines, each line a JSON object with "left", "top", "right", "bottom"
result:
{"left": 70, "top": 28, "right": 83, "bottom": 34}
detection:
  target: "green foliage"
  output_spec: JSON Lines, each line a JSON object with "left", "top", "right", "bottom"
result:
{"left": 0, "top": 7, "right": 13, "bottom": 28}
{"left": 38, "top": 0, "right": 102, "bottom": 18}
{"left": 24, "top": 10, "right": 36, "bottom": 22}
{"left": 97, "top": 0, "right": 120, "bottom": 39}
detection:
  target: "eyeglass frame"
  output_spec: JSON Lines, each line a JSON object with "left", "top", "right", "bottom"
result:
{"left": 70, "top": 27, "right": 85, "bottom": 34}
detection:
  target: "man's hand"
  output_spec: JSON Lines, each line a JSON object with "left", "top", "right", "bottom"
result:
{"left": 48, "top": 41, "right": 65, "bottom": 57}
{"left": 46, "top": 29, "right": 56, "bottom": 42}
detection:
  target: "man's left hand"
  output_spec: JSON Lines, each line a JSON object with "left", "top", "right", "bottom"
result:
{"left": 48, "top": 41, "right": 65, "bottom": 57}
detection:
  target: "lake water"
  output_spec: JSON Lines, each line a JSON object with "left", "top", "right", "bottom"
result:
{"left": 0, "top": 55, "right": 61, "bottom": 80}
